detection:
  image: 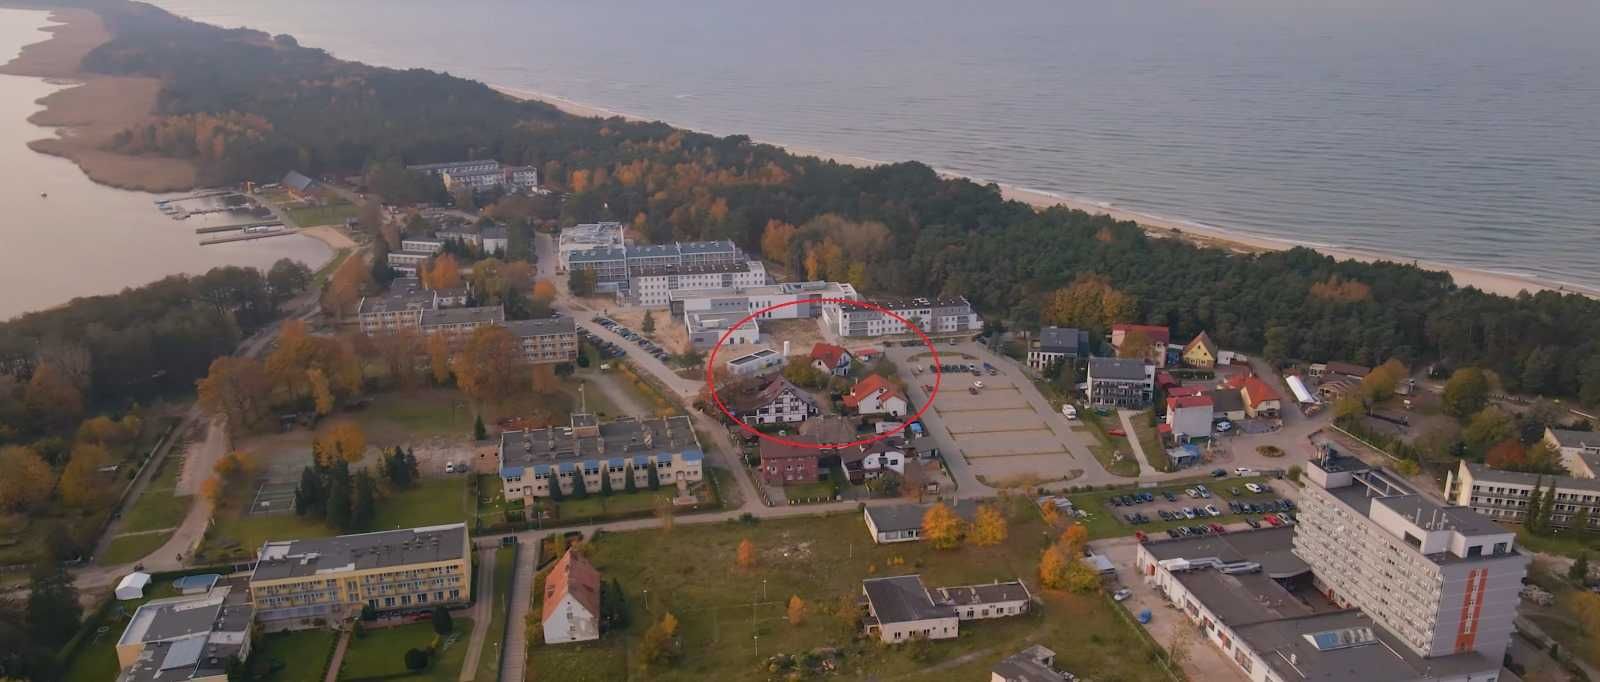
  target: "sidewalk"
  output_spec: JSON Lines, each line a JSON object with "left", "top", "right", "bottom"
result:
{"left": 1118, "top": 409, "right": 1160, "bottom": 477}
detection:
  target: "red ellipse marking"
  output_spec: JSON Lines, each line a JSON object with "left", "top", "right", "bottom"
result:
{"left": 704, "top": 297, "right": 943, "bottom": 450}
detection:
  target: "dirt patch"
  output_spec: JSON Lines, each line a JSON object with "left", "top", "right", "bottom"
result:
{"left": 760, "top": 319, "right": 830, "bottom": 358}
{"left": 761, "top": 538, "right": 815, "bottom": 562}
{"left": 1, "top": 8, "right": 200, "bottom": 191}
{"left": 607, "top": 307, "right": 689, "bottom": 354}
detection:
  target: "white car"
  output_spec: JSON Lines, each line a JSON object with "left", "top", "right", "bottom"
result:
{"left": 1215, "top": 420, "right": 1234, "bottom": 433}
{"left": 973, "top": 381, "right": 985, "bottom": 390}
{"left": 1205, "top": 504, "right": 1221, "bottom": 517}
{"left": 1061, "top": 404, "right": 1078, "bottom": 419}
{"left": 1235, "top": 467, "right": 1254, "bottom": 476}
{"left": 444, "top": 461, "right": 457, "bottom": 474}
{"left": 1185, "top": 488, "right": 1199, "bottom": 498}
{"left": 1113, "top": 588, "right": 1133, "bottom": 602}
{"left": 1246, "top": 483, "right": 1264, "bottom": 494}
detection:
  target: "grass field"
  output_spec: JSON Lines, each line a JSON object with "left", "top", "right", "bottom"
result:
{"left": 1074, "top": 409, "right": 1139, "bottom": 477}
{"left": 341, "top": 619, "right": 473, "bottom": 680}
{"left": 61, "top": 583, "right": 183, "bottom": 682}
{"left": 1131, "top": 412, "right": 1172, "bottom": 471}
{"left": 254, "top": 629, "right": 339, "bottom": 681}
{"left": 525, "top": 501, "right": 1171, "bottom": 681}
{"left": 558, "top": 488, "right": 673, "bottom": 521}
{"left": 99, "top": 532, "right": 171, "bottom": 564}
{"left": 473, "top": 547, "right": 518, "bottom": 681}
{"left": 286, "top": 202, "right": 360, "bottom": 227}
{"left": 1514, "top": 526, "right": 1600, "bottom": 560}
{"left": 201, "top": 477, "right": 468, "bottom": 563}
{"left": 1066, "top": 476, "right": 1277, "bottom": 540}
{"left": 783, "top": 479, "right": 839, "bottom": 503}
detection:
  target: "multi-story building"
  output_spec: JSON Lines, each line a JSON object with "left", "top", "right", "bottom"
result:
{"left": 566, "top": 240, "right": 745, "bottom": 298}
{"left": 1165, "top": 394, "right": 1214, "bottom": 441}
{"left": 1450, "top": 460, "right": 1600, "bottom": 529}
{"left": 497, "top": 414, "right": 704, "bottom": 502}
{"left": 115, "top": 584, "right": 253, "bottom": 682}
{"left": 438, "top": 225, "right": 510, "bottom": 256}
{"left": 821, "top": 296, "right": 982, "bottom": 338}
{"left": 506, "top": 317, "right": 580, "bottom": 364}
{"left": 566, "top": 246, "right": 630, "bottom": 293}
{"left": 411, "top": 160, "right": 538, "bottom": 194}
{"left": 249, "top": 523, "right": 472, "bottom": 625}
{"left": 629, "top": 261, "right": 768, "bottom": 307}
{"left": 724, "top": 376, "right": 818, "bottom": 425}
{"left": 419, "top": 306, "right": 506, "bottom": 349}
{"left": 1295, "top": 455, "right": 1526, "bottom": 664}
{"left": 1027, "top": 326, "right": 1090, "bottom": 372}
{"left": 557, "top": 222, "right": 625, "bottom": 272}
{"left": 669, "top": 281, "right": 858, "bottom": 320}
{"left": 386, "top": 250, "right": 432, "bottom": 275}
{"left": 400, "top": 238, "right": 444, "bottom": 254}
{"left": 1544, "top": 427, "right": 1600, "bottom": 477}
{"left": 1086, "top": 357, "right": 1154, "bottom": 407}
{"left": 408, "top": 160, "right": 500, "bottom": 177}
{"left": 357, "top": 277, "right": 437, "bottom": 334}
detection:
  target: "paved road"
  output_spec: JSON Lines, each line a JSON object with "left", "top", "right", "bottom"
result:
{"left": 499, "top": 541, "right": 537, "bottom": 682}
{"left": 1118, "top": 409, "right": 1161, "bottom": 477}
{"left": 458, "top": 546, "right": 497, "bottom": 681}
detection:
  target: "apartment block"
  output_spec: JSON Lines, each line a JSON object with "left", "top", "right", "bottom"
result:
{"left": 1450, "top": 460, "right": 1600, "bottom": 529}
{"left": 1295, "top": 456, "right": 1526, "bottom": 663}
{"left": 357, "top": 277, "right": 437, "bottom": 334}
{"left": 419, "top": 306, "right": 506, "bottom": 350}
{"left": 669, "top": 281, "right": 858, "bottom": 319}
{"left": 629, "top": 260, "right": 768, "bottom": 307}
{"left": 249, "top": 523, "right": 472, "bottom": 625}
{"left": 1086, "top": 357, "right": 1155, "bottom": 407}
{"left": 820, "top": 296, "right": 982, "bottom": 338}
{"left": 557, "top": 222, "right": 625, "bottom": 272}
{"left": 505, "top": 317, "right": 580, "bottom": 364}
{"left": 497, "top": 413, "right": 704, "bottom": 503}
{"left": 566, "top": 240, "right": 744, "bottom": 297}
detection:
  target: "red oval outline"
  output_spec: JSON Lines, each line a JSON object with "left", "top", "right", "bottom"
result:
{"left": 704, "top": 297, "right": 943, "bottom": 450}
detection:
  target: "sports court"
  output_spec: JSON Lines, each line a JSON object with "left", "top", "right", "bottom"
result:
{"left": 247, "top": 449, "right": 313, "bottom": 516}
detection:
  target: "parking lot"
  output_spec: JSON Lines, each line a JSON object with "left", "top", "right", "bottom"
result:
{"left": 586, "top": 316, "right": 669, "bottom": 362}
{"left": 1068, "top": 476, "right": 1300, "bottom": 540}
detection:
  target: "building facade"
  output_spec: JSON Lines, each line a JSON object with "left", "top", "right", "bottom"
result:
{"left": 1451, "top": 461, "right": 1600, "bottom": 529}
{"left": 498, "top": 414, "right": 704, "bottom": 502}
{"left": 557, "top": 222, "right": 625, "bottom": 272}
{"left": 542, "top": 549, "right": 601, "bottom": 644}
{"left": 670, "top": 281, "right": 859, "bottom": 320}
{"left": 249, "top": 524, "right": 472, "bottom": 625}
{"left": 629, "top": 261, "right": 767, "bottom": 307}
{"left": 1087, "top": 357, "right": 1155, "bottom": 407}
{"left": 1027, "top": 326, "right": 1090, "bottom": 372}
{"left": 505, "top": 317, "right": 580, "bottom": 365}
{"left": 821, "top": 296, "right": 982, "bottom": 338}
{"left": 565, "top": 240, "right": 744, "bottom": 297}
{"left": 726, "top": 376, "right": 818, "bottom": 425}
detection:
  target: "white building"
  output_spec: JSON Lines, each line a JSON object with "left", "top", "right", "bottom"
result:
{"left": 1027, "top": 326, "right": 1090, "bottom": 372}
{"left": 400, "top": 238, "right": 444, "bottom": 254}
{"left": 862, "top": 501, "right": 977, "bottom": 544}
{"left": 630, "top": 260, "right": 767, "bottom": 307}
{"left": 1451, "top": 460, "right": 1600, "bottom": 529}
{"left": 385, "top": 250, "right": 432, "bottom": 275}
{"left": 821, "top": 296, "right": 982, "bottom": 338}
{"left": 541, "top": 549, "right": 601, "bottom": 645}
{"left": 685, "top": 310, "right": 760, "bottom": 351}
{"left": 1165, "top": 394, "right": 1213, "bottom": 441}
{"left": 1544, "top": 427, "right": 1600, "bottom": 478}
{"left": 670, "top": 281, "right": 858, "bottom": 320}
{"left": 1086, "top": 357, "right": 1155, "bottom": 407}
{"left": 557, "top": 222, "right": 625, "bottom": 272}
{"left": 725, "top": 376, "right": 818, "bottom": 425}
{"left": 726, "top": 347, "right": 784, "bottom": 377}
{"left": 860, "top": 575, "right": 1030, "bottom": 645}
{"left": 843, "top": 375, "right": 907, "bottom": 417}
{"left": 566, "top": 239, "right": 744, "bottom": 297}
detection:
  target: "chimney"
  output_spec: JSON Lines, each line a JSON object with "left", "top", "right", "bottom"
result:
{"left": 643, "top": 429, "right": 655, "bottom": 448}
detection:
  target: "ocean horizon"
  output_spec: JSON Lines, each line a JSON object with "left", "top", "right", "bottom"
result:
{"left": 121, "top": 0, "right": 1600, "bottom": 294}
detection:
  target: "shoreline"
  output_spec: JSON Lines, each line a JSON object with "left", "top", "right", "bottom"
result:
{"left": 493, "top": 83, "right": 1593, "bottom": 300}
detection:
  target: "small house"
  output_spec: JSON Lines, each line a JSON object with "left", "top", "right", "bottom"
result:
{"left": 810, "top": 343, "right": 853, "bottom": 376}
{"left": 726, "top": 376, "right": 819, "bottom": 425}
{"left": 542, "top": 549, "right": 601, "bottom": 644}
{"left": 843, "top": 375, "right": 908, "bottom": 417}
{"left": 1181, "top": 331, "right": 1218, "bottom": 368}
{"left": 116, "top": 572, "right": 152, "bottom": 601}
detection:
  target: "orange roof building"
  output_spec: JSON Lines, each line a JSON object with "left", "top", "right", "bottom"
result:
{"left": 542, "top": 548, "right": 602, "bottom": 644}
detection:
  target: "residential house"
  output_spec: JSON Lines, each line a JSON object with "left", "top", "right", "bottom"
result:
{"left": 1110, "top": 323, "right": 1171, "bottom": 367}
{"left": 811, "top": 343, "right": 854, "bottom": 376}
{"left": 839, "top": 439, "right": 907, "bottom": 483}
{"left": 497, "top": 414, "right": 704, "bottom": 502}
{"left": 1027, "top": 326, "right": 1090, "bottom": 372}
{"left": 281, "top": 170, "right": 316, "bottom": 199}
{"left": 1545, "top": 427, "right": 1600, "bottom": 478}
{"left": 1166, "top": 394, "right": 1214, "bottom": 441}
{"left": 863, "top": 500, "right": 978, "bottom": 544}
{"left": 726, "top": 376, "right": 819, "bottom": 426}
{"left": 249, "top": 524, "right": 472, "bottom": 625}
{"left": 859, "top": 574, "right": 1031, "bottom": 644}
{"left": 759, "top": 439, "right": 822, "bottom": 486}
{"left": 1181, "top": 331, "right": 1219, "bottom": 368}
{"left": 991, "top": 645, "right": 1060, "bottom": 682}
{"left": 844, "top": 374, "right": 909, "bottom": 417}
{"left": 1230, "top": 374, "right": 1283, "bottom": 419}
{"left": 542, "top": 549, "right": 601, "bottom": 644}
{"left": 1086, "top": 357, "right": 1154, "bottom": 408}
{"left": 114, "top": 584, "right": 253, "bottom": 682}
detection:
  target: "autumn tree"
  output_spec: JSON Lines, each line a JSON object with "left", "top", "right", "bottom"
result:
{"left": 1041, "top": 274, "right": 1138, "bottom": 331}
{"left": 24, "top": 362, "right": 84, "bottom": 431}
{"left": 531, "top": 279, "right": 558, "bottom": 307}
{"left": 531, "top": 363, "right": 561, "bottom": 395}
{"left": 1464, "top": 407, "right": 1516, "bottom": 455}
{"left": 1443, "top": 368, "right": 1490, "bottom": 419}
{"left": 760, "top": 219, "right": 798, "bottom": 264}
{"left": 0, "top": 446, "right": 54, "bottom": 512}
{"left": 639, "top": 612, "right": 681, "bottom": 665}
{"left": 197, "top": 356, "right": 272, "bottom": 432}
{"left": 453, "top": 326, "right": 524, "bottom": 404}
{"left": 322, "top": 251, "right": 372, "bottom": 318}
{"left": 315, "top": 421, "right": 367, "bottom": 465}
{"left": 1060, "top": 523, "right": 1089, "bottom": 555}
{"left": 58, "top": 443, "right": 111, "bottom": 509}
{"left": 736, "top": 538, "right": 756, "bottom": 572}
{"left": 426, "top": 334, "right": 453, "bottom": 385}
{"left": 787, "top": 595, "right": 808, "bottom": 625}
{"left": 308, "top": 368, "right": 335, "bottom": 415}
{"left": 970, "top": 503, "right": 1009, "bottom": 547}
{"left": 266, "top": 321, "right": 362, "bottom": 406}
{"left": 374, "top": 328, "right": 424, "bottom": 388}
{"left": 1486, "top": 439, "right": 1528, "bottom": 470}
{"left": 425, "top": 253, "right": 464, "bottom": 289}
{"left": 1117, "top": 330, "right": 1154, "bottom": 360}
{"left": 921, "top": 502, "right": 964, "bottom": 549}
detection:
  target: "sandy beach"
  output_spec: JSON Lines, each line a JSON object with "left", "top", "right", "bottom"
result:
{"left": 494, "top": 83, "right": 1590, "bottom": 301}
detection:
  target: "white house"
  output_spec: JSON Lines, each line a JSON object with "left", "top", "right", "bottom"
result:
{"left": 810, "top": 343, "right": 853, "bottom": 376}
{"left": 1165, "top": 394, "right": 1214, "bottom": 441}
{"left": 542, "top": 549, "right": 601, "bottom": 644}
{"left": 844, "top": 375, "right": 908, "bottom": 417}
{"left": 726, "top": 376, "right": 819, "bottom": 425}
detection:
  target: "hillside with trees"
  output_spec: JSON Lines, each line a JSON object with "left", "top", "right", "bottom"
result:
{"left": 32, "top": 0, "right": 1600, "bottom": 406}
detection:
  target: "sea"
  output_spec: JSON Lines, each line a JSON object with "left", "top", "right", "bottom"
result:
{"left": 14, "top": 0, "right": 1600, "bottom": 314}
{"left": 0, "top": 8, "right": 332, "bottom": 321}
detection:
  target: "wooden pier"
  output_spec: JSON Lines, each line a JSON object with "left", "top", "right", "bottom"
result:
{"left": 194, "top": 221, "right": 283, "bottom": 234}
{"left": 199, "top": 230, "right": 294, "bottom": 246}
{"left": 155, "top": 189, "right": 236, "bottom": 205}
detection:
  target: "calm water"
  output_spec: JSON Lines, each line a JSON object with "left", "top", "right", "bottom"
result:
{"left": 0, "top": 9, "right": 331, "bottom": 320}
{"left": 131, "top": 2, "right": 1600, "bottom": 291}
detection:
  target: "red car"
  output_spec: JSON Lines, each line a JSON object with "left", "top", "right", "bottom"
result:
{"left": 1264, "top": 514, "right": 1282, "bottom": 527}
{"left": 1108, "top": 428, "right": 1127, "bottom": 437}
{"left": 1208, "top": 523, "right": 1225, "bottom": 534}
{"left": 1135, "top": 531, "right": 1148, "bottom": 543}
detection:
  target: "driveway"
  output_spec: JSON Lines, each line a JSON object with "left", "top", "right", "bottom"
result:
{"left": 1093, "top": 536, "right": 1248, "bottom": 682}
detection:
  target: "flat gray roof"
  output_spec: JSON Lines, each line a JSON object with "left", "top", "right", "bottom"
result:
{"left": 499, "top": 415, "right": 702, "bottom": 472}
{"left": 1234, "top": 610, "right": 1495, "bottom": 682}
{"left": 630, "top": 261, "right": 754, "bottom": 277}
{"left": 1464, "top": 461, "right": 1600, "bottom": 493}
{"left": 505, "top": 317, "right": 575, "bottom": 338}
{"left": 1550, "top": 428, "right": 1600, "bottom": 450}
{"left": 1089, "top": 357, "right": 1150, "bottom": 381}
{"left": 865, "top": 500, "right": 979, "bottom": 534}
{"left": 358, "top": 278, "right": 435, "bottom": 315}
{"left": 420, "top": 306, "right": 505, "bottom": 327}
{"left": 252, "top": 523, "right": 469, "bottom": 581}
{"left": 1036, "top": 326, "right": 1089, "bottom": 355}
{"left": 934, "top": 580, "right": 1029, "bottom": 606}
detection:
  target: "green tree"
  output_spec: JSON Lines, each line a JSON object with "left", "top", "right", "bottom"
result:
{"left": 431, "top": 605, "right": 453, "bottom": 635}
{"left": 473, "top": 414, "right": 487, "bottom": 441}
{"left": 647, "top": 464, "right": 661, "bottom": 490}
{"left": 625, "top": 468, "right": 638, "bottom": 493}
{"left": 572, "top": 470, "right": 589, "bottom": 498}
{"left": 1464, "top": 407, "right": 1517, "bottom": 455}
{"left": 600, "top": 470, "right": 614, "bottom": 496}
{"left": 1527, "top": 479, "right": 1545, "bottom": 535}
{"left": 1571, "top": 553, "right": 1591, "bottom": 583}
{"left": 352, "top": 471, "right": 376, "bottom": 530}
{"left": 642, "top": 310, "right": 656, "bottom": 334}
{"left": 26, "top": 565, "right": 81, "bottom": 647}
{"left": 568, "top": 269, "right": 597, "bottom": 297}
{"left": 294, "top": 465, "right": 324, "bottom": 516}
{"left": 325, "top": 459, "right": 352, "bottom": 531}
{"left": 1443, "top": 368, "right": 1490, "bottom": 419}
{"left": 404, "top": 648, "right": 430, "bottom": 671}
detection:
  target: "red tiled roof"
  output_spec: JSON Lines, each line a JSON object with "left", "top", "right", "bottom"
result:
{"left": 760, "top": 439, "right": 819, "bottom": 462}
{"left": 1167, "top": 394, "right": 1214, "bottom": 410}
{"left": 1113, "top": 323, "right": 1172, "bottom": 346}
{"left": 810, "top": 342, "right": 851, "bottom": 367}
{"left": 542, "top": 548, "right": 601, "bottom": 623}
{"left": 843, "top": 374, "right": 899, "bottom": 408}
{"left": 1240, "top": 375, "right": 1282, "bottom": 408}
{"left": 1167, "top": 385, "right": 1205, "bottom": 398}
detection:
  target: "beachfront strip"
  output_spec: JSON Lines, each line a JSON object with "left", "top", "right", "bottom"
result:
{"left": 1136, "top": 452, "right": 1524, "bottom": 682}
{"left": 496, "top": 413, "right": 705, "bottom": 502}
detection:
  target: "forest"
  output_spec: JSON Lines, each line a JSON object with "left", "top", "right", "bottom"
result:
{"left": 25, "top": 1, "right": 1600, "bottom": 405}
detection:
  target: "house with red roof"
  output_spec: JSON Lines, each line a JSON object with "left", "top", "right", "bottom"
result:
{"left": 1111, "top": 324, "right": 1172, "bottom": 367}
{"left": 843, "top": 374, "right": 908, "bottom": 417}
{"left": 810, "top": 342, "right": 854, "bottom": 376}
{"left": 542, "top": 548, "right": 602, "bottom": 644}
{"left": 1227, "top": 374, "right": 1283, "bottom": 419}
{"left": 1165, "top": 394, "right": 1215, "bottom": 441}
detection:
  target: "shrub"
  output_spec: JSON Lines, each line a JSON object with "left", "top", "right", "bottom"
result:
{"left": 404, "top": 648, "right": 430, "bottom": 671}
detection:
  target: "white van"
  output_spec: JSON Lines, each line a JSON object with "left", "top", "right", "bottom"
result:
{"left": 1061, "top": 404, "right": 1078, "bottom": 420}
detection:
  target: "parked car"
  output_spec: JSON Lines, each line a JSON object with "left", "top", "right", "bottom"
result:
{"left": 1265, "top": 514, "right": 1282, "bottom": 527}
{"left": 1209, "top": 523, "right": 1226, "bottom": 534}
{"left": 1162, "top": 491, "right": 1177, "bottom": 502}
{"left": 1210, "top": 468, "right": 1227, "bottom": 478}
{"left": 1185, "top": 488, "right": 1199, "bottom": 498}
{"left": 1182, "top": 508, "right": 1197, "bottom": 520}
{"left": 1113, "top": 588, "right": 1133, "bottom": 602}
{"left": 1245, "top": 517, "right": 1262, "bottom": 529}
{"left": 1235, "top": 467, "right": 1255, "bottom": 476}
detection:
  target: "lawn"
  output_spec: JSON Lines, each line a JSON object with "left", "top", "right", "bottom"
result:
{"left": 285, "top": 201, "right": 360, "bottom": 227}
{"left": 254, "top": 629, "right": 339, "bottom": 681}
{"left": 371, "top": 477, "right": 471, "bottom": 531}
{"left": 1066, "top": 476, "right": 1277, "bottom": 540}
{"left": 100, "top": 532, "right": 172, "bottom": 565}
{"left": 1514, "top": 526, "right": 1600, "bottom": 560}
{"left": 557, "top": 488, "right": 673, "bottom": 522}
{"left": 783, "top": 478, "right": 839, "bottom": 503}
{"left": 473, "top": 547, "right": 518, "bottom": 681}
{"left": 1074, "top": 409, "right": 1139, "bottom": 477}
{"left": 118, "top": 455, "right": 191, "bottom": 533}
{"left": 341, "top": 619, "right": 474, "bottom": 681}
{"left": 1130, "top": 412, "right": 1172, "bottom": 471}
{"left": 526, "top": 500, "right": 1171, "bottom": 681}
{"left": 61, "top": 582, "right": 184, "bottom": 682}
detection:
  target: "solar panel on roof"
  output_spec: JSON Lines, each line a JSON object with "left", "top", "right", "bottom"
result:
{"left": 1304, "top": 626, "right": 1376, "bottom": 651}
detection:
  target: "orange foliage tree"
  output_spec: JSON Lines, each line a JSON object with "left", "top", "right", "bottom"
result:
{"left": 315, "top": 421, "right": 367, "bottom": 464}
{"left": 452, "top": 326, "right": 523, "bottom": 404}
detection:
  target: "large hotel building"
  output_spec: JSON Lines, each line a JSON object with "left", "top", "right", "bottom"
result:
{"left": 248, "top": 523, "right": 472, "bottom": 625}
